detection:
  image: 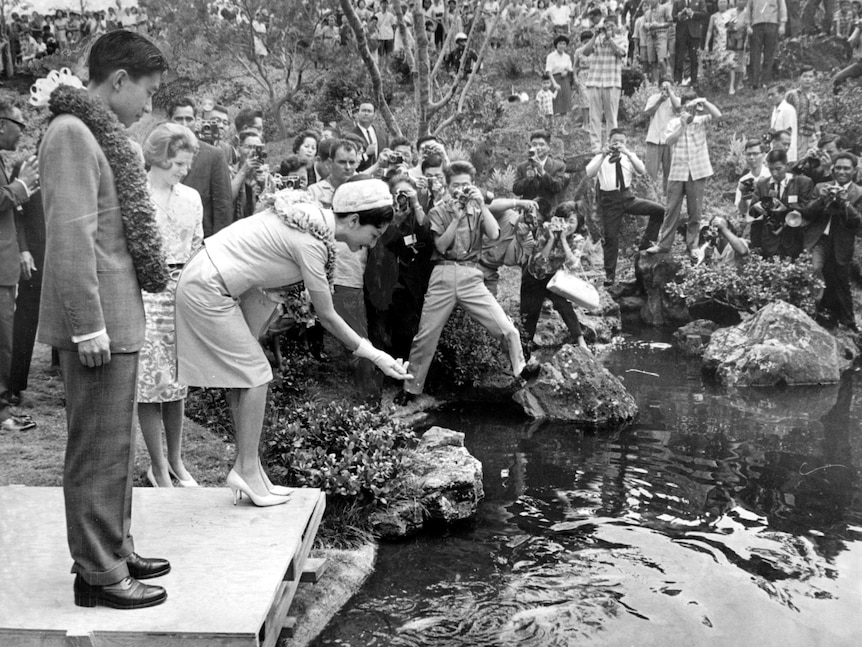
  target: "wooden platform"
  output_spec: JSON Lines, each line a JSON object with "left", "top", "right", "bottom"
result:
{"left": 0, "top": 485, "right": 326, "bottom": 646}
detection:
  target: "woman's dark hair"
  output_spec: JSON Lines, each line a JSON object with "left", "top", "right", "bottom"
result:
{"left": 553, "top": 201, "right": 587, "bottom": 235}
{"left": 88, "top": 30, "right": 168, "bottom": 84}
{"left": 291, "top": 129, "right": 320, "bottom": 154}
{"left": 279, "top": 155, "right": 305, "bottom": 175}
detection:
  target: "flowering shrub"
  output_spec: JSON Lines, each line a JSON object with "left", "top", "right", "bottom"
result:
{"left": 433, "top": 306, "right": 510, "bottom": 389}
{"left": 266, "top": 400, "right": 416, "bottom": 501}
{"left": 667, "top": 252, "right": 824, "bottom": 316}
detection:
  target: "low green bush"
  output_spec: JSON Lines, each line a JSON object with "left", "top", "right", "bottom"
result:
{"left": 433, "top": 306, "right": 510, "bottom": 389}
{"left": 667, "top": 252, "right": 824, "bottom": 316}
{"left": 265, "top": 400, "right": 416, "bottom": 502}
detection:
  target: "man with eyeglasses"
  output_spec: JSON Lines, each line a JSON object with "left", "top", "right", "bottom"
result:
{"left": 0, "top": 98, "right": 39, "bottom": 432}
{"left": 168, "top": 97, "right": 232, "bottom": 237}
{"left": 201, "top": 101, "right": 233, "bottom": 165}
{"left": 735, "top": 138, "right": 771, "bottom": 217}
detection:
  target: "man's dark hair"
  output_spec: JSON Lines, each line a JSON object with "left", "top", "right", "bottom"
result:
{"left": 579, "top": 30, "right": 593, "bottom": 42}
{"left": 168, "top": 97, "right": 196, "bottom": 118}
{"left": 833, "top": 151, "right": 858, "bottom": 168}
{"left": 771, "top": 129, "right": 791, "bottom": 142}
{"left": 279, "top": 155, "right": 305, "bottom": 175}
{"left": 529, "top": 129, "right": 551, "bottom": 144}
{"left": 211, "top": 103, "right": 229, "bottom": 116}
{"left": 416, "top": 134, "right": 439, "bottom": 151}
{"left": 391, "top": 135, "right": 411, "bottom": 149}
{"left": 766, "top": 149, "right": 788, "bottom": 164}
{"left": 608, "top": 128, "right": 625, "bottom": 139}
{"left": 819, "top": 133, "right": 848, "bottom": 150}
{"left": 88, "top": 30, "right": 168, "bottom": 85}
{"left": 291, "top": 129, "right": 320, "bottom": 154}
{"left": 658, "top": 75, "right": 673, "bottom": 85}
{"left": 769, "top": 83, "right": 787, "bottom": 94}
{"left": 421, "top": 153, "right": 445, "bottom": 172}
{"left": 744, "top": 138, "right": 763, "bottom": 152}
{"left": 317, "top": 138, "right": 336, "bottom": 162}
{"left": 235, "top": 107, "right": 262, "bottom": 132}
{"left": 331, "top": 138, "right": 359, "bottom": 159}
{"left": 799, "top": 65, "right": 814, "bottom": 76}
{"left": 238, "top": 129, "right": 261, "bottom": 145}
{"left": 444, "top": 160, "right": 475, "bottom": 183}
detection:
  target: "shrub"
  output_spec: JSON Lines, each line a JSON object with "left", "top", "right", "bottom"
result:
{"left": 721, "top": 133, "right": 749, "bottom": 183}
{"left": 265, "top": 400, "right": 416, "bottom": 502}
{"left": 185, "top": 387, "right": 233, "bottom": 439}
{"left": 619, "top": 78, "right": 656, "bottom": 127}
{"left": 667, "top": 252, "right": 824, "bottom": 316}
{"left": 432, "top": 306, "right": 510, "bottom": 389}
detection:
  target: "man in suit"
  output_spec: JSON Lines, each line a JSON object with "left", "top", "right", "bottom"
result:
{"left": 512, "top": 130, "right": 568, "bottom": 219}
{"left": 0, "top": 98, "right": 39, "bottom": 430}
{"left": 168, "top": 97, "right": 233, "bottom": 237}
{"left": 802, "top": 152, "right": 862, "bottom": 330}
{"left": 38, "top": 30, "right": 170, "bottom": 610}
{"left": 672, "top": 0, "right": 707, "bottom": 86}
{"left": 352, "top": 101, "right": 389, "bottom": 172}
{"left": 748, "top": 149, "right": 813, "bottom": 259}
{"left": 743, "top": 0, "right": 787, "bottom": 89}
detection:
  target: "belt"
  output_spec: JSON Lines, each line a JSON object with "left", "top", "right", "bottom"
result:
{"left": 167, "top": 263, "right": 185, "bottom": 269}
{"left": 436, "top": 260, "right": 479, "bottom": 268}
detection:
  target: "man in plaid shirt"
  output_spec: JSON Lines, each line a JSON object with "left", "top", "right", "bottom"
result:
{"left": 785, "top": 67, "right": 823, "bottom": 157}
{"left": 582, "top": 20, "right": 627, "bottom": 153}
{"left": 646, "top": 90, "right": 722, "bottom": 254}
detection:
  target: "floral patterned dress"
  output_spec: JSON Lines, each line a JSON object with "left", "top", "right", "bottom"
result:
{"left": 136, "top": 182, "right": 203, "bottom": 403}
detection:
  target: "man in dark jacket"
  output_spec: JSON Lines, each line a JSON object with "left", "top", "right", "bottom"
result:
{"left": 512, "top": 130, "right": 568, "bottom": 219}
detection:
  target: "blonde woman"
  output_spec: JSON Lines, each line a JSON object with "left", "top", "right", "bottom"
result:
{"left": 138, "top": 123, "right": 203, "bottom": 488}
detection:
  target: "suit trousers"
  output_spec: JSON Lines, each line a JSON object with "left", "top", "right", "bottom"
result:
{"left": 520, "top": 270, "right": 582, "bottom": 352}
{"left": 655, "top": 177, "right": 706, "bottom": 251}
{"left": 645, "top": 142, "right": 672, "bottom": 193}
{"left": 405, "top": 264, "right": 525, "bottom": 394}
{"left": 812, "top": 235, "right": 856, "bottom": 327}
{"left": 0, "top": 286, "right": 14, "bottom": 393}
{"left": 60, "top": 350, "right": 138, "bottom": 585}
{"left": 586, "top": 87, "right": 621, "bottom": 153}
{"left": 333, "top": 285, "right": 380, "bottom": 395}
{"left": 598, "top": 189, "right": 666, "bottom": 281}
{"left": 674, "top": 30, "right": 700, "bottom": 85}
{"left": 749, "top": 23, "right": 779, "bottom": 88}
{"left": 10, "top": 260, "right": 43, "bottom": 393}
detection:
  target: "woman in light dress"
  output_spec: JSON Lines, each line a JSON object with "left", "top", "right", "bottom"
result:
{"left": 138, "top": 124, "right": 204, "bottom": 488}
{"left": 546, "top": 34, "right": 574, "bottom": 131}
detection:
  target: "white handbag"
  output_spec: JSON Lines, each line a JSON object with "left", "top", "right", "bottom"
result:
{"left": 547, "top": 268, "right": 601, "bottom": 312}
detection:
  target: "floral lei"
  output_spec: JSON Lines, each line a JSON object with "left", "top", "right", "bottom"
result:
{"left": 48, "top": 85, "right": 168, "bottom": 293}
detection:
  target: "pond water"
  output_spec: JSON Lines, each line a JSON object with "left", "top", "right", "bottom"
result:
{"left": 312, "top": 333, "right": 862, "bottom": 647}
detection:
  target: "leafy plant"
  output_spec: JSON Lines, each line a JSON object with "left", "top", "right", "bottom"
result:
{"left": 433, "top": 306, "right": 510, "bottom": 389}
{"left": 722, "top": 133, "right": 749, "bottom": 183}
{"left": 619, "top": 78, "right": 657, "bottom": 127}
{"left": 265, "top": 400, "right": 416, "bottom": 502}
{"left": 486, "top": 164, "right": 517, "bottom": 196}
{"left": 667, "top": 252, "right": 824, "bottom": 316}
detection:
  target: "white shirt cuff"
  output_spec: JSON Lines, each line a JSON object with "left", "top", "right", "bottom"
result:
{"left": 13, "top": 178, "right": 29, "bottom": 199}
{"left": 71, "top": 329, "right": 106, "bottom": 344}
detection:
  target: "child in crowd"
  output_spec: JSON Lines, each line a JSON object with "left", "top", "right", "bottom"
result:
{"left": 536, "top": 72, "right": 559, "bottom": 132}
{"left": 835, "top": 0, "right": 855, "bottom": 38}
{"left": 725, "top": 0, "right": 748, "bottom": 94}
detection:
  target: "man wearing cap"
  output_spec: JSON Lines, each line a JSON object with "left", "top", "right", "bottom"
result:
{"left": 444, "top": 32, "right": 479, "bottom": 77}
{"left": 394, "top": 161, "right": 532, "bottom": 405}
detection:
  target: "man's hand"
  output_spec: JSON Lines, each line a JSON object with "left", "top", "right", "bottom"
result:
{"left": 18, "top": 155, "right": 40, "bottom": 194}
{"left": 518, "top": 199, "right": 539, "bottom": 212}
{"left": 19, "top": 251, "right": 35, "bottom": 280}
{"left": 77, "top": 333, "right": 111, "bottom": 368}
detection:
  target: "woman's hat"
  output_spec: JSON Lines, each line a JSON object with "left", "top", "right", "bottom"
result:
{"left": 553, "top": 34, "right": 570, "bottom": 47}
{"left": 332, "top": 178, "right": 393, "bottom": 214}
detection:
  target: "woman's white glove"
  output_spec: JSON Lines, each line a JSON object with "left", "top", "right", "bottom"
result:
{"left": 353, "top": 338, "right": 413, "bottom": 380}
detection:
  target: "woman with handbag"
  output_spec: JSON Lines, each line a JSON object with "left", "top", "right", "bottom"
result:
{"left": 520, "top": 201, "right": 595, "bottom": 357}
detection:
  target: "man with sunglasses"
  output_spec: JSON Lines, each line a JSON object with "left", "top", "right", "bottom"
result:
{"left": 0, "top": 98, "right": 39, "bottom": 431}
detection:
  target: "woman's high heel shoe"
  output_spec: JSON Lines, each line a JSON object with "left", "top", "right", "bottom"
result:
{"left": 168, "top": 464, "right": 199, "bottom": 488}
{"left": 227, "top": 469, "right": 290, "bottom": 507}
{"left": 258, "top": 459, "right": 291, "bottom": 497}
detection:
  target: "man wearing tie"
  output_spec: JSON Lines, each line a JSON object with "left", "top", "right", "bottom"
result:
{"left": 672, "top": 0, "right": 707, "bottom": 86}
{"left": 352, "top": 101, "right": 389, "bottom": 171}
{"left": 585, "top": 128, "right": 666, "bottom": 285}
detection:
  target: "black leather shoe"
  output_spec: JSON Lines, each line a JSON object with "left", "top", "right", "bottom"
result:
{"left": 126, "top": 552, "right": 171, "bottom": 579}
{"left": 73, "top": 575, "right": 167, "bottom": 609}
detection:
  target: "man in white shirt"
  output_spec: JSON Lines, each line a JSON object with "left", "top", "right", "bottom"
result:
{"left": 546, "top": 0, "right": 573, "bottom": 34}
{"left": 735, "top": 138, "right": 771, "bottom": 216}
{"left": 768, "top": 83, "right": 797, "bottom": 162}
{"left": 585, "top": 128, "right": 666, "bottom": 284}
{"left": 352, "top": 102, "right": 390, "bottom": 172}
{"left": 643, "top": 77, "right": 680, "bottom": 193}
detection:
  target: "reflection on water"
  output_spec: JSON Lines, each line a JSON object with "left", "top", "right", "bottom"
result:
{"left": 313, "top": 340, "right": 862, "bottom": 646}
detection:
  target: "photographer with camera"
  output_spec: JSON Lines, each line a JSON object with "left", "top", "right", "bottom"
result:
{"left": 513, "top": 130, "right": 567, "bottom": 219}
{"left": 735, "top": 139, "right": 771, "bottom": 217}
{"left": 394, "top": 161, "right": 532, "bottom": 406}
{"left": 646, "top": 91, "right": 721, "bottom": 255}
{"left": 643, "top": 77, "right": 681, "bottom": 193}
{"left": 801, "top": 152, "right": 862, "bottom": 331}
{"left": 792, "top": 134, "right": 848, "bottom": 186}
{"left": 480, "top": 197, "right": 540, "bottom": 296}
{"left": 693, "top": 216, "right": 750, "bottom": 269}
{"left": 169, "top": 98, "right": 233, "bottom": 237}
{"left": 582, "top": 19, "right": 627, "bottom": 153}
{"left": 672, "top": 0, "right": 707, "bottom": 87}
{"left": 747, "top": 149, "right": 812, "bottom": 260}
{"left": 586, "top": 128, "right": 666, "bottom": 286}
{"left": 232, "top": 130, "right": 269, "bottom": 220}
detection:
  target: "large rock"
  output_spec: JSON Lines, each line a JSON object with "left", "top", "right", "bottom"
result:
{"left": 702, "top": 301, "right": 851, "bottom": 387}
{"left": 512, "top": 344, "right": 639, "bottom": 425}
{"left": 673, "top": 319, "right": 720, "bottom": 357}
{"left": 635, "top": 251, "right": 689, "bottom": 326}
{"left": 533, "top": 285, "right": 621, "bottom": 346}
{"left": 369, "top": 427, "right": 484, "bottom": 540}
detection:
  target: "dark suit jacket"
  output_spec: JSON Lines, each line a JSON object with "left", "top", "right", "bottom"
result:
{"left": 0, "top": 160, "right": 29, "bottom": 286}
{"left": 512, "top": 157, "right": 568, "bottom": 218}
{"left": 748, "top": 173, "right": 813, "bottom": 258}
{"left": 673, "top": 0, "right": 708, "bottom": 39}
{"left": 182, "top": 140, "right": 232, "bottom": 238}
{"left": 352, "top": 123, "right": 390, "bottom": 171}
{"left": 12, "top": 160, "right": 45, "bottom": 269}
{"left": 802, "top": 182, "right": 862, "bottom": 264}
{"left": 37, "top": 114, "right": 145, "bottom": 353}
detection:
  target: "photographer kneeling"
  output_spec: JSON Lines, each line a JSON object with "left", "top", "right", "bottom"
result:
{"left": 693, "top": 216, "right": 750, "bottom": 270}
{"left": 748, "top": 149, "right": 813, "bottom": 260}
{"left": 585, "top": 127, "right": 665, "bottom": 286}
